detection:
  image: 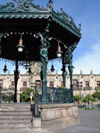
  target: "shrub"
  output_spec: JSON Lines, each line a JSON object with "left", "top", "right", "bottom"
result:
{"left": 21, "top": 88, "right": 35, "bottom": 102}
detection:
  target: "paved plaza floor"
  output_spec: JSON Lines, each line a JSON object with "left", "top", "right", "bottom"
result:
{"left": 54, "top": 109, "right": 100, "bottom": 133}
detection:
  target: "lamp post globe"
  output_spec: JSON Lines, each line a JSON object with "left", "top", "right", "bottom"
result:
{"left": 57, "top": 53, "right": 61, "bottom": 58}
{"left": 17, "top": 43, "right": 24, "bottom": 52}
{"left": 18, "top": 47, "right": 23, "bottom": 52}
{"left": 56, "top": 45, "right": 63, "bottom": 58}
{"left": 17, "top": 37, "right": 24, "bottom": 52}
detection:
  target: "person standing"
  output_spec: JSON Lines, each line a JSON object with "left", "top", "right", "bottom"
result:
{"left": 30, "top": 90, "right": 34, "bottom": 103}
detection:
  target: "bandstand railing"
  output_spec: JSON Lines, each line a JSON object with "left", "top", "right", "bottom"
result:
{"left": 34, "top": 86, "right": 72, "bottom": 118}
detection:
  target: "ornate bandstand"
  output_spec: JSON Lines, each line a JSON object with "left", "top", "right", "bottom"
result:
{"left": 0, "top": 0, "right": 81, "bottom": 130}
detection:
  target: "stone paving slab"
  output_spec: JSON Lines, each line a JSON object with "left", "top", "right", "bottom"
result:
{"left": 54, "top": 109, "right": 100, "bottom": 133}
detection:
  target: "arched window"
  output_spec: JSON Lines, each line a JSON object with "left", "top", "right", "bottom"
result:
{"left": 50, "top": 81, "right": 54, "bottom": 87}
{"left": 0, "top": 80, "right": 3, "bottom": 90}
{"left": 23, "top": 81, "right": 27, "bottom": 90}
{"left": 73, "top": 79, "right": 78, "bottom": 90}
{"left": 86, "top": 81, "right": 89, "bottom": 89}
{"left": 97, "top": 81, "right": 100, "bottom": 89}
{"left": 61, "top": 81, "right": 64, "bottom": 87}
{"left": 11, "top": 81, "right": 15, "bottom": 90}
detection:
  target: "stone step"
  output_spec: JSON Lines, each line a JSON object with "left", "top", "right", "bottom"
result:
{"left": 0, "top": 114, "right": 32, "bottom": 117}
{"left": 0, "top": 112, "right": 32, "bottom": 116}
{"left": 0, "top": 111, "right": 31, "bottom": 114}
{"left": 0, "top": 104, "right": 37, "bottom": 133}
{"left": 0, "top": 119, "right": 31, "bottom": 123}
{"left": 1, "top": 103, "right": 31, "bottom": 106}
{"left": 0, "top": 106, "right": 31, "bottom": 110}
{"left": 0, "top": 122, "right": 31, "bottom": 127}
{"left": 0, "top": 116, "right": 32, "bottom": 120}
{"left": 0, "top": 108, "right": 31, "bottom": 111}
{"left": 0, "top": 127, "right": 48, "bottom": 133}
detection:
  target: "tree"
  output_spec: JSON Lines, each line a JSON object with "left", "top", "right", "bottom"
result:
{"left": 74, "top": 95, "right": 81, "bottom": 102}
{"left": 92, "top": 90, "right": 100, "bottom": 100}
{"left": 90, "top": 97, "right": 96, "bottom": 102}
{"left": 82, "top": 96, "right": 89, "bottom": 103}
{"left": 82, "top": 95, "right": 97, "bottom": 103}
{"left": 21, "top": 88, "right": 35, "bottom": 102}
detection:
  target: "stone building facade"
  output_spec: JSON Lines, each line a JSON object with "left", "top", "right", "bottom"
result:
{"left": 0, "top": 62, "right": 100, "bottom": 103}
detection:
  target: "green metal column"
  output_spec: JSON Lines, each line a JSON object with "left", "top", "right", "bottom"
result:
{"left": 39, "top": 19, "right": 51, "bottom": 104}
{"left": 14, "top": 60, "right": 19, "bottom": 103}
{"left": 41, "top": 57, "right": 48, "bottom": 104}
{"left": 62, "top": 55, "right": 67, "bottom": 88}
{"left": 0, "top": 33, "right": 2, "bottom": 55}
{"left": 0, "top": 86, "right": 1, "bottom": 106}
{"left": 39, "top": 34, "right": 50, "bottom": 104}
{"left": 68, "top": 45, "right": 74, "bottom": 103}
{"left": 0, "top": 35, "right": 2, "bottom": 105}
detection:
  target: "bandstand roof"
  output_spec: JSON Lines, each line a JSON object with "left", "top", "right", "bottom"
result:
{"left": 0, "top": 0, "right": 81, "bottom": 62}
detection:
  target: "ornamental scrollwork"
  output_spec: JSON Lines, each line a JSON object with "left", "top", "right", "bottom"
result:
{"left": 57, "top": 8, "right": 79, "bottom": 31}
{"left": 6, "top": 0, "right": 35, "bottom": 12}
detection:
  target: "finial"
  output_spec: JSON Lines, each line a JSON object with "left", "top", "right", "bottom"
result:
{"left": 49, "top": 0, "right": 53, "bottom": 9}
{"left": 90, "top": 70, "right": 93, "bottom": 75}
{"left": 79, "top": 23, "right": 81, "bottom": 29}
{"left": 80, "top": 70, "right": 82, "bottom": 75}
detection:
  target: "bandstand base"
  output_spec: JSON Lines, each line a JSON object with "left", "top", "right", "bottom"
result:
{"left": 40, "top": 103, "right": 80, "bottom": 131}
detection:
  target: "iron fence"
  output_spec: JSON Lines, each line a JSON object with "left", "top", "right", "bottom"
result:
{"left": 34, "top": 86, "right": 72, "bottom": 118}
{"left": 0, "top": 88, "right": 14, "bottom": 103}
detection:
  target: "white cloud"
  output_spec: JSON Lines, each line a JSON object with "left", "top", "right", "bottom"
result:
{"left": 92, "top": 44, "right": 100, "bottom": 51}
{"left": 73, "top": 50, "right": 100, "bottom": 74}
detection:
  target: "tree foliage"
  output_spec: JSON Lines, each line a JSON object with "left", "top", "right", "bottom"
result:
{"left": 92, "top": 90, "right": 100, "bottom": 100}
{"left": 21, "top": 88, "right": 35, "bottom": 102}
{"left": 74, "top": 95, "right": 81, "bottom": 101}
{"left": 82, "top": 95, "right": 96, "bottom": 103}
{"left": 82, "top": 96, "right": 89, "bottom": 103}
{"left": 59, "top": 86, "right": 64, "bottom": 88}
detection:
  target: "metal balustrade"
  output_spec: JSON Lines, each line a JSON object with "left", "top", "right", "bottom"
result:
{"left": 34, "top": 86, "right": 73, "bottom": 118}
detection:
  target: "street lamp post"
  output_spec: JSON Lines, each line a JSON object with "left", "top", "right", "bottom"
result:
{"left": 9, "top": 85, "right": 11, "bottom": 103}
{"left": 78, "top": 82, "right": 83, "bottom": 108}
{"left": 0, "top": 86, "right": 1, "bottom": 106}
{"left": 88, "top": 87, "right": 91, "bottom": 105}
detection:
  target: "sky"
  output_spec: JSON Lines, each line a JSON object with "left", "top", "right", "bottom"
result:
{"left": 0, "top": 0, "right": 100, "bottom": 75}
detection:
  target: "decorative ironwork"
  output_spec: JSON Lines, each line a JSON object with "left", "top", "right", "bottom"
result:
{"left": 0, "top": 0, "right": 81, "bottom": 106}
{"left": 38, "top": 31, "right": 51, "bottom": 104}
{"left": 50, "top": 64, "right": 55, "bottom": 73}
{"left": 35, "top": 86, "right": 72, "bottom": 104}
{"left": 34, "top": 86, "right": 72, "bottom": 118}
{"left": 62, "top": 55, "right": 67, "bottom": 88}
{"left": 5, "top": 0, "right": 35, "bottom": 12}
{"left": 47, "top": 87, "right": 72, "bottom": 103}
{"left": 3, "top": 64, "right": 8, "bottom": 73}
{"left": 48, "top": 0, "right": 53, "bottom": 10}
{"left": 28, "top": 67, "right": 32, "bottom": 75}
{"left": 0, "top": 1, "right": 81, "bottom": 38}
{"left": 67, "top": 45, "right": 74, "bottom": 103}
